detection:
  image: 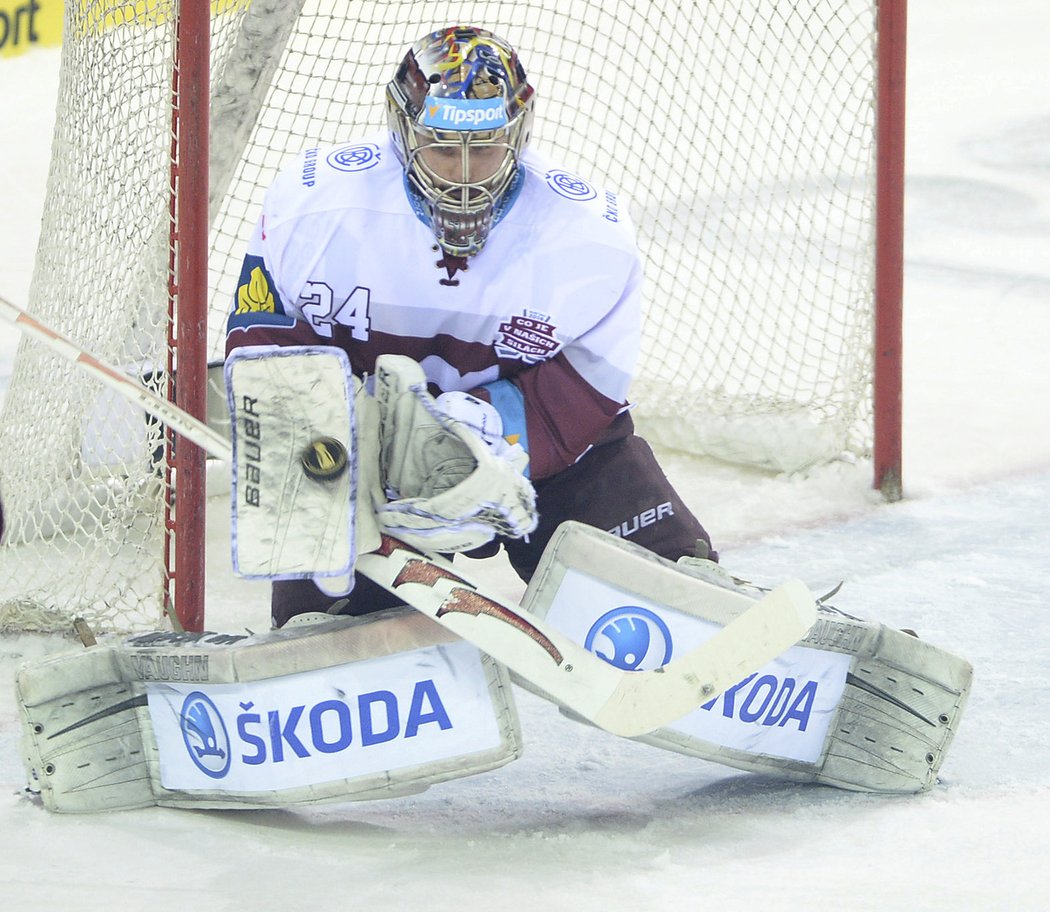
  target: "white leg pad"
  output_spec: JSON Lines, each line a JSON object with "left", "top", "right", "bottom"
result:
{"left": 17, "top": 609, "right": 520, "bottom": 812}
{"left": 520, "top": 522, "right": 972, "bottom": 794}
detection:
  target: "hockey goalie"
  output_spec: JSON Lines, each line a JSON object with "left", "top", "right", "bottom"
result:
{"left": 14, "top": 26, "right": 970, "bottom": 813}
{"left": 15, "top": 349, "right": 971, "bottom": 813}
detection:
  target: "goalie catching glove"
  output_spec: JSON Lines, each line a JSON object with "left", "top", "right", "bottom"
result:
{"left": 372, "top": 354, "right": 537, "bottom": 552}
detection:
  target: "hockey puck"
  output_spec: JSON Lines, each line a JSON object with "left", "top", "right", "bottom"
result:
{"left": 300, "top": 436, "right": 349, "bottom": 481}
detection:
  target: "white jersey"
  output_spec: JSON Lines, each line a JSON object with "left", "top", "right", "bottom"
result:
{"left": 227, "top": 133, "right": 643, "bottom": 479}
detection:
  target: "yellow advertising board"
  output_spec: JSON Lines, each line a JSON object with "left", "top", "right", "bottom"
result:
{"left": 0, "top": 0, "right": 62, "bottom": 57}
{"left": 2, "top": 2, "right": 250, "bottom": 52}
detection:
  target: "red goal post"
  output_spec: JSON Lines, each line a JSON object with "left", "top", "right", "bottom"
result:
{"left": 0, "top": 0, "right": 905, "bottom": 635}
{"left": 171, "top": 0, "right": 211, "bottom": 633}
{"left": 874, "top": 0, "right": 907, "bottom": 502}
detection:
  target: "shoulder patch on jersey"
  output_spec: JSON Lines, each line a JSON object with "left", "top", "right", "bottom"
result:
{"left": 325, "top": 142, "right": 383, "bottom": 173}
{"left": 235, "top": 256, "right": 284, "bottom": 316}
{"left": 544, "top": 169, "right": 597, "bottom": 202}
{"left": 541, "top": 169, "right": 623, "bottom": 225}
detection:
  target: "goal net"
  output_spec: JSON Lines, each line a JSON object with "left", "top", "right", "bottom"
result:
{"left": 0, "top": 0, "right": 902, "bottom": 633}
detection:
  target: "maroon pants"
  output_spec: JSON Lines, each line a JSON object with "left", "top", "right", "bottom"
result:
{"left": 270, "top": 432, "right": 715, "bottom": 627}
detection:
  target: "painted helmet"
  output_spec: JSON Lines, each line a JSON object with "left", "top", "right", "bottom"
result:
{"left": 386, "top": 27, "right": 535, "bottom": 257}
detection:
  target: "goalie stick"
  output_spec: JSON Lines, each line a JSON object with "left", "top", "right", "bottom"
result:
{"left": 0, "top": 293, "right": 230, "bottom": 459}
{"left": 0, "top": 294, "right": 817, "bottom": 737}
{"left": 358, "top": 536, "right": 816, "bottom": 736}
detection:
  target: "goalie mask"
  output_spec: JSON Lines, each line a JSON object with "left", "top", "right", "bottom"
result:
{"left": 387, "top": 26, "right": 535, "bottom": 257}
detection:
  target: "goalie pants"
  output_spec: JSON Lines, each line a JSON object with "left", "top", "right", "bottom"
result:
{"left": 270, "top": 428, "right": 716, "bottom": 627}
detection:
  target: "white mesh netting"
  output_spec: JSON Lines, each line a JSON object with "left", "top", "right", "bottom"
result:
{"left": 0, "top": 0, "right": 882, "bottom": 632}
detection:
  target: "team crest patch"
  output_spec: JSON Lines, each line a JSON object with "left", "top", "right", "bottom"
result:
{"left": 326, "top": 143, "right": 382, "bottom": 172}
{"left": 236, "top": 263, "right": 276, "bottom": 314}
{"left": 494, "top": 312, "right": 562, "bottom": 363}
{"left": 545, "top": 169, "right": 597, "bottom": 201}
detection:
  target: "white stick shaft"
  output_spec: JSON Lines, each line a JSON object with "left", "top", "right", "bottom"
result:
{"left": 0, "top": 292, "right": 232, "bottom": 461}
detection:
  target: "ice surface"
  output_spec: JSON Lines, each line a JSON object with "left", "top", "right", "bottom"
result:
{"left": 1, "top": 3, "right": 1049, "bottom": 909}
